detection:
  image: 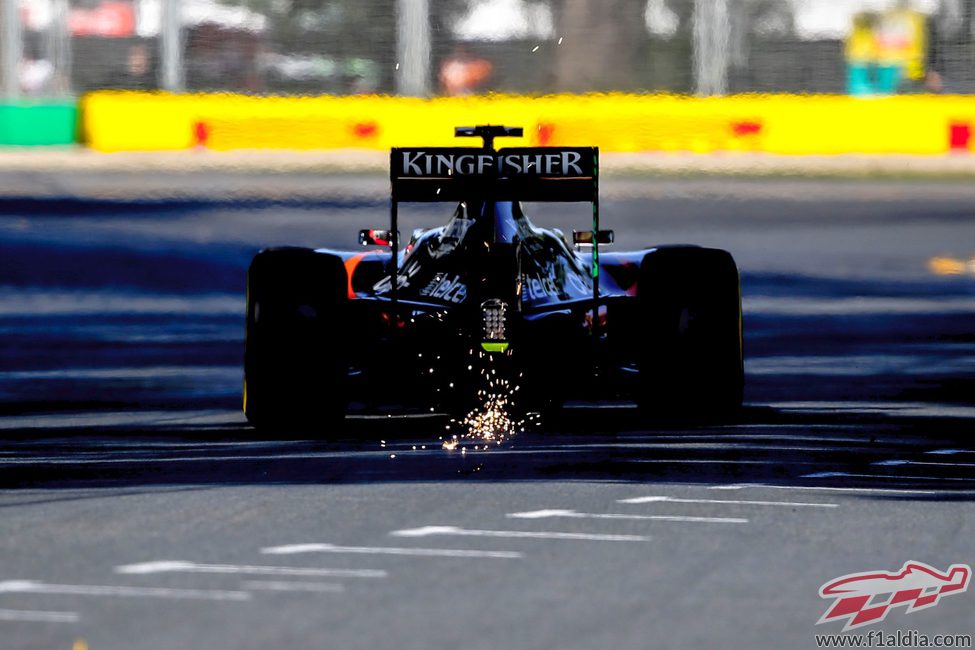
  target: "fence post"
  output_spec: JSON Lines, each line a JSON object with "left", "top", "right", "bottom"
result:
{"left": 693, "top": 0, "right": 730, "bottom": 96}
{"left": 1, "top": 0, "right": 22, "bottom": 99}
{"left": 160, "top": 0, "right": 184, "bottom": 92}
{"left": 396, "top": 0, "right": 431, "bottom": 97}
{"left": 47, "top": 0, "right": 72, "bottom": 97}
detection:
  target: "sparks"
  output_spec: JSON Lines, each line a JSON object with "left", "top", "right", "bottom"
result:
{"left": 444, "top": 388, "right": 527, "bottom": 450}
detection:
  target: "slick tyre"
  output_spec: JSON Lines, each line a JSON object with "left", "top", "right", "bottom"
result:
{"left": 243, "top": 248, "right": 348, "bottom": 434}
{"left": 637, "top": 246, "right": 743, "bottom": 416}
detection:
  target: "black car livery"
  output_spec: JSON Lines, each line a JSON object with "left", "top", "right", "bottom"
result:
{"left": 243, "top": 125, "right": 743, "bottom": 435}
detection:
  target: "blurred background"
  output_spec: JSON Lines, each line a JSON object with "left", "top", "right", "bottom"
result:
{"left": 4, "top": 0, "right": 974, "bottom": 153}
{"left": 2, "top": 0, "right": 972, "bottom": 99}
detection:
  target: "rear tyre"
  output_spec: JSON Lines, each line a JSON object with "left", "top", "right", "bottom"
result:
{"left": 636, "top": 246, "right": 743, "bottom": 416}
{"left": 244, "top": 248, "right": 349, "bottom": 434}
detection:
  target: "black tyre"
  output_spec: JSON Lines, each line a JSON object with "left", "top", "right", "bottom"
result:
{"left": 244, "top": 247, "right": 349, "bottom": 433}
{"left": 637, "top": 246, "right": 743, "bottom": 415}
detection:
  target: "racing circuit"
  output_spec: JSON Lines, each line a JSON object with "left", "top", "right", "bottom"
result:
{"left": 2, "top": 171, "right": 975, "bottom": 649}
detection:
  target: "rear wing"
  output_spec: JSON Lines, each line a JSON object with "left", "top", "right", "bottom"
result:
{"left": 386, "top": 129, "right": 602, "bottom": 335}
{"left": 390, "top": 147, "right": 598, "bottom": 202}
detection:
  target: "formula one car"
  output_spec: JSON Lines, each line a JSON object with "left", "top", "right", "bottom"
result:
{"left": 243, "top": 126, "right": 743, "bottom": 434}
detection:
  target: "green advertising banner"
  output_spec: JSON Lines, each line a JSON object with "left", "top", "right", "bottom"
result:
{"left": 0, "top": 102, "right": 78, "bottom": 146}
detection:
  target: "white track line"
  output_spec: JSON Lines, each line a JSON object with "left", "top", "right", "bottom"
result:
{"left": 874, "top": 459, "right": 975, "bottom": 468}
{"left": 507, "top": 509, "right": 747, "bottom": 524}
{"left": 241, "top": 581, "right": 344, "bottom": 593}
{"left": 617, "top": 496, "right": 837, "bottom": 508}
{"left": 0, "top": 580, "right": 249, "bottom": 601}
{"left": 626, "top": 459, "right": 814, "bottom": 465}
{"left": 114, "top": 561, "right": 385, "bottom": 579}
{"left": 261, "top": 543, "right": 522, "bottom": 559}
{"left": 535, "top": 443, "right": 862, "bottom": 453}
{"left": 802, "top": 471, "right": 975, "bottom": 482}
{"left": 0, "top": 452, "right": 391, "bottom": 466}
{"left": 389, "top": 526, "right": 649, "bottom": 542}
{"left": 926, "top": 449, "right": 972, "bottom": 455}
{"left": 0, "top": 608, "right": 80, "bottom": 623}
{"left": 710, "top": 483, "right": 975, "bottom": 495}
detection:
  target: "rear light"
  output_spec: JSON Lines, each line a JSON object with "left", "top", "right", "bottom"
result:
{"left": 481, "top": 299, "right": 507, "bottom": 341}
{"left": 380, "top": 312, "right": 407, "bottom": 329}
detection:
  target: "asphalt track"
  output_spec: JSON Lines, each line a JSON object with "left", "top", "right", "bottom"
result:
{"left": 1, "top": 175, "right": 975, "bottom": 650}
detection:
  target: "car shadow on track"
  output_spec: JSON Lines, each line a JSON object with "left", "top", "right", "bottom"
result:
{"left": 1, "top": 404, "right": 974, "bottom": 498}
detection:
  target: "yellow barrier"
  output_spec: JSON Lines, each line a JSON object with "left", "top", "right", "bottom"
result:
{"left": 81, "top": 91, "right": 975, "bottom": 155}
